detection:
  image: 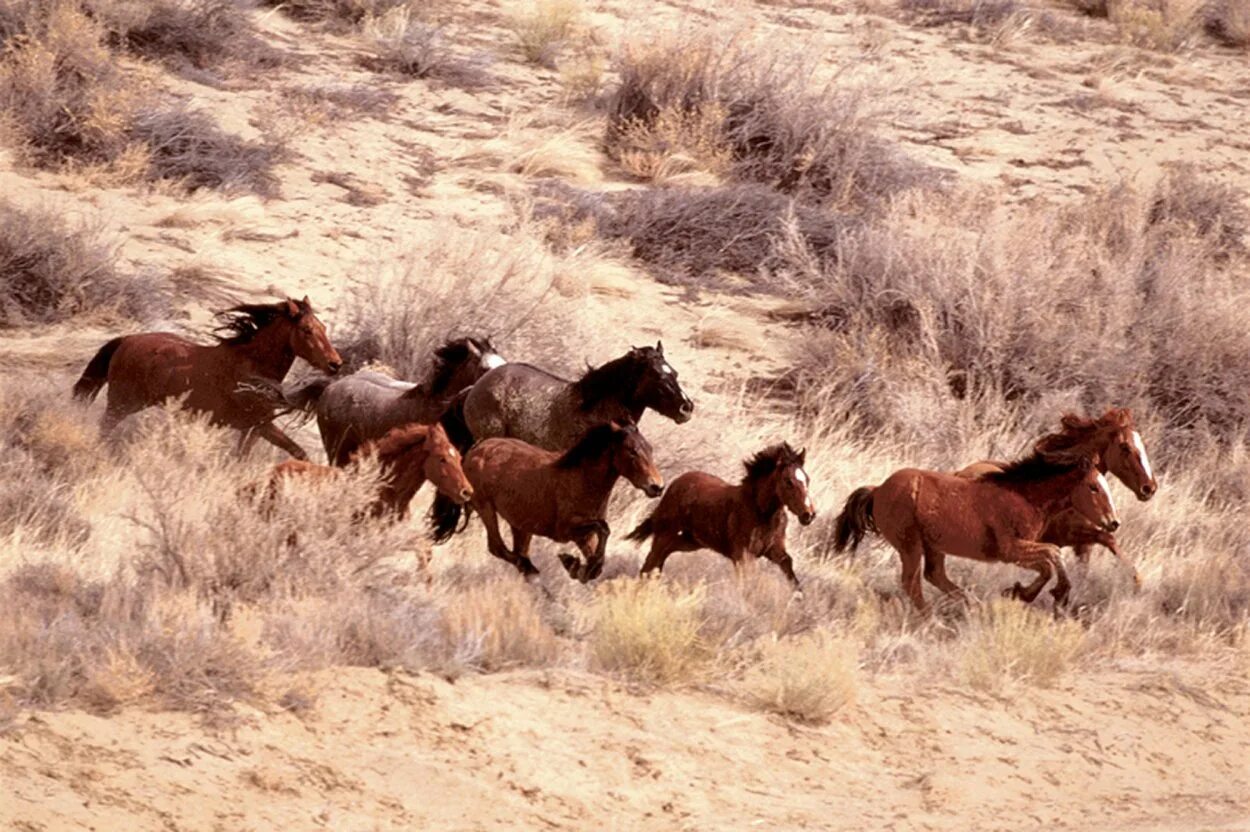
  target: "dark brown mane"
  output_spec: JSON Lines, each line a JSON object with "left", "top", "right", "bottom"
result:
{"left": 554, "top": 423, "right": 627, "bottom": 468}
{"left": 984, "top": 451, "right": 1089, "bottom": 485}
{"left": 212, "top": 300, "right": 301, "bottom": 346}
{"left": 420, "top": 337, "right": 494, "bottom": 397}
{"left": 742, "top": 442, "right": 802, "bottom": 485}
{"left": 1033, "top": 408, "right": 1133, "bottom": 461}
{"left": 357, "top": 423, "right": 429, "bottom": 464}
{"left": 573, "top": 352, "right": 645, "bottom": 411}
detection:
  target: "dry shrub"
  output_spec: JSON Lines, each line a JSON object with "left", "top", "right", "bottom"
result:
{"left": 740, "top": 630, "right": 858, "bottom": 723}
{"left": 1108, "top": 0, "right": 1204, "bottom": 49}
{"left": 960, "top": 600, "right": 1086, "bottom": 691}
{"left": 898, "top": 0, "right": 1022, "bottom": 27}
{"left": 93, "top": 0, "right": 279, "bottom": 71}
{"left": 440, "top": 580, "right": 560, "bottom": 671}
{"left": 1205, "top": 0, "right": 1250, "bottom": 45}
{"left": 612, "top": 103, "right": 732, "bottom": 184}
{"left": 258, "top": 0, "right": 409, "bottom": 26}
{"left": 509, "top": 0, "right": 582, "bottom": 66}
{"left": 607, "top": 29, "right": 938, "bottom": 212}
{"left": 1065, "top": 0, "right": 1110, "bottom": 15}
{"left": 130, "top": 105, "right": 282, "bottom": 195}
{"left": 359, "top": 6, "right": 490, "bottom": 86}
{"left": 0, "top": 201, "right": 168, "bottom": 326}
{"left": 588, "top": 579, "right": 711, "bottom": 686}
{"left": 336, "top": 220, "right": 591, "bottom": 378}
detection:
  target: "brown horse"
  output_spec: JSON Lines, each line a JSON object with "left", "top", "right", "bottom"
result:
{"left": 955, "top": 408, "right": 1157, "bottom": 586}
{"left": 262, "top": 422, "right": 472, "bottom": 519}
{"left": 832, "top": 453, "right": 1119, "bottom": 613}
{"left": 629, "top": 443, "right": 816, "bottom": 586}
{"left": 430, "top": 421, "right": 664, "bottom": 582}
{"left": 73, "top": 298, "right": 341, "bottom": 459}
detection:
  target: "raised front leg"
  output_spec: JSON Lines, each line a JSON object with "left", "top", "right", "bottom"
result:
{"left": 558, "top": 520, "right": 610, "bottom": 582}
{"left": 761, "top": 543, "right": 800, "bottom": 587}
{"left": 1001, "top": 540, "right": 1062, "bottom": 605}
{"left": 1074, "top": 534, "right": 1140, "bottom": 590}
{"left": 240, "top": 422, "right": 308, "bottom": 461}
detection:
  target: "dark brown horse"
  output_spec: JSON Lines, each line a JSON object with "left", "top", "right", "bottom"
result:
{"left": 629, "top": 443, "right": 816, "bottom": 586}
{"left": 73, "top": 298, "right": 341, "bottom": 459}
{"left": 833, "top": 453, "right": 1119, "bottom": 613}
{"left": 956, "top": 408, "right": 1157, "bottom": 586}
{"left": 430, "top": 421, "right": 664, "bottom": 582}
{"left": 288, "top": 337, "right": 505, "bottom": 465}
{"left": 263, "top": 422, "right": 472, "bottom": 519}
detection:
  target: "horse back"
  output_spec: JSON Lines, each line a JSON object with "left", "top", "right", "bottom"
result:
{"left": 463, "top": 437, "right": 569, "bottom": 537}
{"left": 464, "top": 363, "right": 578, "bottom": 450}
{"left": 875, "top": 469, "right": 1031, "bottom": 560}
{"left": 654, "top": 471, "right": 743, "bottom": 555}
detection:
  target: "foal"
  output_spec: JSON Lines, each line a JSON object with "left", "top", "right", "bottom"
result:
{"left": 833, "top": 454, "right": 1118, "bottom": 613}
{"left": 429, "top": 421, "right": 664, "bottom": 582}
{"left": 629, "top": 443, "right": 816, "bottom": 586}
{"left": 265, "top": 422, "right": 472, "bottom": 520}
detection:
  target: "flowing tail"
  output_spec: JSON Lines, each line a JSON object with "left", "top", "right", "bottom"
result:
{"left": 72, "top": 337, "right": 124, "bottom": 402}
{"left": 429, "top": 492, "right": 474, "bottom": 543}
{"left": 285, "top": 376, "right": 332, "bottom": 411}
{"left": 832, "top": 486, "right": 877, "bottom": 554}
{"left": 438, "top": 387, "right": 475, "bottom": 455}
{"left": 625, "top": 513, "right": 655, "bottom": 543}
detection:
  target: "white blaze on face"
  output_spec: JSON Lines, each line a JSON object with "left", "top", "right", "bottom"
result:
{"left": 660, "top": 363, "right": 675, "bottom": 375}
{"left": 1131, "top": 431, "right": 1154, "bottom": 482}
{"left": 482, "top": 353, "right": 506, "bottom": 370}
{"left": 795, "top": 467, "right": 815, "bottom": 513}
{"left": 1096, "top": 472, "right": 1118, "bottom": 522}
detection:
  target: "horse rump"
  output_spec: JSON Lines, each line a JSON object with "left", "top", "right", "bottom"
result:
{"left": 832, "top": 486, "right": 876, "bottom": 553}
{"left": 284, "top": 376, "right": 333, "bottom": 411}
{"left": 72, "top": 337, "right": 124, "bottom": 402}
{"left": 429, "top": 491, "right": 473, "bottom": 543}
{"left": 625, "top": 513, "right": 655, "bottom": 543}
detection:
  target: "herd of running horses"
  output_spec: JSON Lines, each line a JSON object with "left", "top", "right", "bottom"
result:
{"left": 70, "top": 297, "right": 1158, "bottom": 612}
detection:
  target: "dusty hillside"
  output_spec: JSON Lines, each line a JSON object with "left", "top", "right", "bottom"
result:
{"left": 2, "top": 0, "right": 1249, "bottom": 829}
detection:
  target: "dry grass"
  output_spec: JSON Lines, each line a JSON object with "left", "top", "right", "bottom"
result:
{"left": 93, "top": 0, "right": 280, "bottom": 72}
{"left": 508, "top": 0, "right": 583, "bottom": 66}
{"left": 359, "top": 6, "right": 491, "bottom": 86}
{"left": 1205, "top": 0, "right": 1250, "bottom": 46}
{"left": 440, "top": 580, "right": 560, "bottom": 671}
{"left": 258, "top": 0, "right": 409, "bottom": 26}
{"left": 740, "top": 630, "right": 858, "bottom": 723}
{"left": 0, "top": 201, "right": 169, "bottom": 327}
{"left": 588, "top": 579, "right": 712, "bottom": 686}
{"left": 1108, "top": 0, "right": 1205, "bottom": 49}
{"left": 960, "top": 600, "right": 1087, "bottom": 691}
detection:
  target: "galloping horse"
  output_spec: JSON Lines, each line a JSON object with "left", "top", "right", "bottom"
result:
{"left": 629, "top": 443, "right": 816, "bottom": 586}
{"left": 443, "top": 343, "right": 693, "bottom": 452}
{"left": 430, "top": 421, "right": 664, "bottom": 582}
{"left": 73, "top": 298, "right": 341, "bottom": 459}
{"left": 956, "top": 408, "right": 1157, "bottom": 585}
{"left": 263, "top": 422, "right": 472, "bottom": 520}
{"left": 288, "top": 337, "right": 504, "bottom": 465}
{"left": 833, "top": 453, "right": 1119, "bottom": 613}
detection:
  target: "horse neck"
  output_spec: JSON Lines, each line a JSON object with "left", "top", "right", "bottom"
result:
{"left": 376, "top": 446, "right": 426, "bottom": 511}
{"left": 1005, "top": 471, "right": 1082, "bottom": 513}
{"left": 578, "top": 391, "right": 643, "bottom": 425}
{"left": 556, "top": 452, "right": 620, "bottom": 509}
{"left": 741, "top": 475, "right": 783, "bottom": 521}
{"left": 223, "top": 322, "right": 295, "bottom": 380}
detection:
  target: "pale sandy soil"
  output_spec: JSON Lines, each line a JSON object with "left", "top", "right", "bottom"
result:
{"left": 3, "top": 0, "right": 1250, "bottom": 829}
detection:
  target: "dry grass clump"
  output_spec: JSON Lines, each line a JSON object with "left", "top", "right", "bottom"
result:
{"left": 1205, "top": 0, "right": 1250, "bottom": 45}
{"left": 131, "top": 106, "right": 282, "bottom": 195}
{"left": 508, "top": 0, "right": 582, "bottom": 66}
{"left": 0, "top": 201, "right": 169, "bottom": 327}
{"left": 1107, "top": 0, "right": 1205, "bottom": 49}
{"left": 440, "top": 580, "right": 560, "bottom": 671}
{"left": 960, "top": 600, "right": 1086, "bottom": 691}
{"left": 336, "top": 220, "right": 591, "bottom": 378}
{"left": 589, "top": 580, "right": 712, "bottom": 686}
{"left": 359, "top": 6, "right": 491, "bottom": 86}
{"left": 258, "top": 0, "right": 408, "bottom": 26}
{"left": 740, "top": 630, "right": 858, "bottom": 723}
{"left": 607, "top": 29, "right": 938, "bottom": 212}
{"left": 93, "top": 0, "right": 280, "bottom": 71}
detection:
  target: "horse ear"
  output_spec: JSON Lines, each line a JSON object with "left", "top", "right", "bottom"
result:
{"left": 798, "top": 447, "right": 807, "bottom": 465}
{"left": 284, "top": 298, "right": 300, "bottom": 317}
{"left": 656, "top": 340, "right": 664, "bottom": 353}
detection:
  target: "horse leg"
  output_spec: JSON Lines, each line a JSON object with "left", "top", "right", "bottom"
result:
{"left": 639, "top": 530, "right": 688, "bottom": 577}
{"left": 922, "top": 548, "right": 967, "bottom": 603}
{"left": 1087, "top": 533, "right": 1141, "bottom": 590}
{"left": 1049, "top": 556, "right": 1073, "bottom": 610}
{"left": 898, "top": 540, "right": 928, "bottom": 615}
{"left": 478, "top": 503, "right": 539, "bottom": 577}
{"left": 1002, "top": 541, "right": 1060, "bottom": 605}
{"left": 245, "top": 422, "right": 308, "bottom": 461}
{"left": 559, "top": 521, "right": 610, "bottom": 582}
{"left": 761, "top": 544, "right": 800, "bottom": 588}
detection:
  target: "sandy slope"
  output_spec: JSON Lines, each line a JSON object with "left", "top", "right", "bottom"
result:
{"left": 3, "top": 665, "right": 1249, "bottom": 831}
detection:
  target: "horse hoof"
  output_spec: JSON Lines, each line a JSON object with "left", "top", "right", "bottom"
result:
{"left": 556, "top": 553, "right": 581, "bottom": 576}
{"left": 1003, "top": 583, "right": 1025, "bottom": 600}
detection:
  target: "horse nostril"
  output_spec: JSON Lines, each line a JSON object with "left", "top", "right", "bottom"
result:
{"left": 646, "top": 483, "right": 663, "bottom": 498}
{"left": 1107, "top": 519, "right": 1121, "bottom": 532}
{"left": 328, "top": 360, "right": 342, "bottom": 373}
{"left": 680, "top": 400, "right": 694, "bottom": 414}
{"left": 460, "top": 488, "right": 473, "bottom": 502}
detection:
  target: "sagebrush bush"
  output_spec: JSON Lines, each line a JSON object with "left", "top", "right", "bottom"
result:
{"left": 130, "top": 106, "right": 282, "bottom": 195}
{"left": 588, "top": 580, "right": 711, "bottom": 686}
{"left": 740, "top": 630, "right": 858, "bottom": 723}
{"left": 94, "top": 0, "right": 279, "bottom": 70}
{"left": 0, "top": 201, "right": 168, "bottom": 326}
{"left": 960, "top": 600, "right": 1086, "bottom": 691}
{"left": 1205, "top": 0, "right": 1250, "bottom": 46}
{"left": 1108, "top": 0, "right": 1204, "bottom": 50}
{"left": 509, "top": 0, "right": 582, "bottom": 66}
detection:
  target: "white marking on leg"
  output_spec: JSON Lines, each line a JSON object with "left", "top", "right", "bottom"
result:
{"left": 1096, "top": 472, "right": 1118, "bottom": 522}
{"left": 482, "top": 353, "right": 506, "bottom": 370}
{"left": 1131, "top": 431, "right": 1154, "bottom": 482}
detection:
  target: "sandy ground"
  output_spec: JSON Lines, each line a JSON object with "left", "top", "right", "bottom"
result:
{"left": 3, "top": 665, "right": 1249, "bottom": 831}
{"left": 3, "top": 0, "right": 1250, "bottom": 828}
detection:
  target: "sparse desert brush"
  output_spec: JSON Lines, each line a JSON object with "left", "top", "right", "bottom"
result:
{"left": 131, "top": 105, "right": 283, "bottom": 195}
{"left": 440, "top": 580, "right": 560, "bottom": 671}
{"left": 898, "top": 0, "right": 1022, "bottom": 27}
{"left": 612, "top": 103, "right": 733, "bottom": 185}
{"left": 1205, "top": 0, "right": 1250, "bottom": 45}
{"left": 478, "top": 115, "right": 602, "bottom": 183}
{"left": 0, "top": 201, "right": 168, "bottom": 327}
{"left": 258, "top": 0, "right": 409, "bottom": 26}
{"left": 91, "top": 0, "right": 279, "bottom": 71}
{"left": 337, "top": 221, "right": 591, "bottom": 378}
{"left": 588, "top": 579, "right": 712, "bottom": 686}
{"left": 359, "top": 6, "right": 490, "bottom": 86}
{"left": 508, "top": 0, "right": 582, "bottom": 66}
{"left": 280, "top": 83, "right": 400, "bottom": 126}
{"left": 558, "top": 42, "right": 606, "bottom": 104}
{"left": 740, "top": 630, "right": 858, "bottom": 723}
{"left": 960, "top": 600, "right": 1086, "bottom": 691}
{"left": 1107, "top": 0, "right": 1204, "bottom": 49}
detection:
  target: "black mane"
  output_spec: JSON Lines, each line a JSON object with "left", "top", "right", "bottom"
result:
{"left": 573, "top": 351, "right": 646, "bottom": 411}
{"left": 554, "top": 423, "right": 628, "bottom": 468}
{"left": 983, "top": 451, "right": 1088, "bottom": 485}
{"left": 212, "top": 300, "right": 300, "bottom": 346}
{"left": 422, "top": 336, "right": 494, "bottom": 397}
{"left": 742, "top": 442, "right": 802, "bottom": 484}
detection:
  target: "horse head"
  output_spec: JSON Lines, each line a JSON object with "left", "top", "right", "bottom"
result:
{"left": 748, "top": 443, "right": 816, "bottom": 525}
{"left": 1098, "top": 409, "right": 1158, "bottom": 502}
{"left": 1069, "top": 455, "right": 1120, "bottom": 534}
{"left": 630, "top": 342, "right": 694, "bottom": 424}
{"left": 421, "top": 423, "right": 474, "bottom": 505}
{"left": 285, "top": 297, "right": 342, "bottom": 375}
{"left": 609, "top": 421, "right": 664, "bottom": 498}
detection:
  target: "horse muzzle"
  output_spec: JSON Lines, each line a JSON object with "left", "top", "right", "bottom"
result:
{"left": 1103, "top": 518, "right": 1121, "bottom": 533}
{"left": 643, "top": 482, "right": 664, "bottom": 498}
{"left": 799, "top": 509, "right": 816, "bottom": 526}
{"left": 456, "top": 486, "right": 474, "bottom": 504}
{"left": 1137, "top": 482, "right": 1157, "bottom": 501}
{"left": 676, "top": 399, "right": 694, "bottom": 422}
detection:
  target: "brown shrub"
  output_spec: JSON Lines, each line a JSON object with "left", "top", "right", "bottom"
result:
{"left": 1205, "top": 0, "right": 1250, "bottom": 46}
{"left": 358, "top": 6, "right": 491, "bottom": 87}
{"left": 131, "top": 106, "right": 282, "bottom": 196}
{"left": 257, "top": 0, "right": 409, "bottom": 26}
{"left": 93, "top": 0, "right": 280, "bottom": 71}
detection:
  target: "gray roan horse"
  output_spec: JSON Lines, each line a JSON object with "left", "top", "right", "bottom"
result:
{"left": 442, "top": 343, "right": 694, "bottom": 454}
{"left": 288, "top": 337, "right": 504, "bottom": 465}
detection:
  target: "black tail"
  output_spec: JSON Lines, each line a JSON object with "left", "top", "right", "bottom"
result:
{"left": 438, "top": 387, "right": 475, "bottom": 454}
{"left": 72, "top": 337, "right": 123, "bottom": 402}
{"left": 832, "top": 486, "right": 876, "bottom": 554}
{"left": 429, "top": 493, "right": 474, "bottom": 543}
{"left": 625, "top": 513, "right": 655, "bottom": 543}
{"left": 285, "top": 376, "right": 332, "bottom": 411}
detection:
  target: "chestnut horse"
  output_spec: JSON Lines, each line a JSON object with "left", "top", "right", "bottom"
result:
{"left": 441, "top": 343, "right": 693, "bottom": 453}
{"left": 832, "top": 453, "right": 1119, "bottom": 613}
{"left": 73, "top": 298, "right": 341, "bottom": 459}
{"left": 629, "top": 443, "right": 816, "bottom": 586}
{"left": 263, "top": 422, "right": 472, "bottom": 519}
{"left": 288, "top": 337, "right": 505, "bottom": 465}
{"left": 955, "top": 408, "right": 1157, "bottom": 586}
{"left": 430, "top": 421, "right": 664, "bottom": 582}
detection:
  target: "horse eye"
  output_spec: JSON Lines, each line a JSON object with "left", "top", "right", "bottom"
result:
{"left": 1089, "top": 484, "right": 1098, "bottom": 492}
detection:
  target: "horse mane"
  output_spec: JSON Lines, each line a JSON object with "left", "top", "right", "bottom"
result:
{"left": 573, "top": 352, "right": 644, "bottom": 411}
{"left": 554, "top": 423, "right": 627, "bottom": 468}
{"left": 212, "top": 300, "right": 302, "bottom": 346}
{"left": 419, "top": 337, "right": 493, "bottom": 397}
{"left": 1033, "top": 408, "right": 1133, "bottom": 461}
{"left": 741, "top": 442, "right": 802, "bottom": 485}
{"left": 356, "top": 423, "right": 431, "bottom": 464}
{"left": 983, "top": 450, "right": 1089, "bottom": 485}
